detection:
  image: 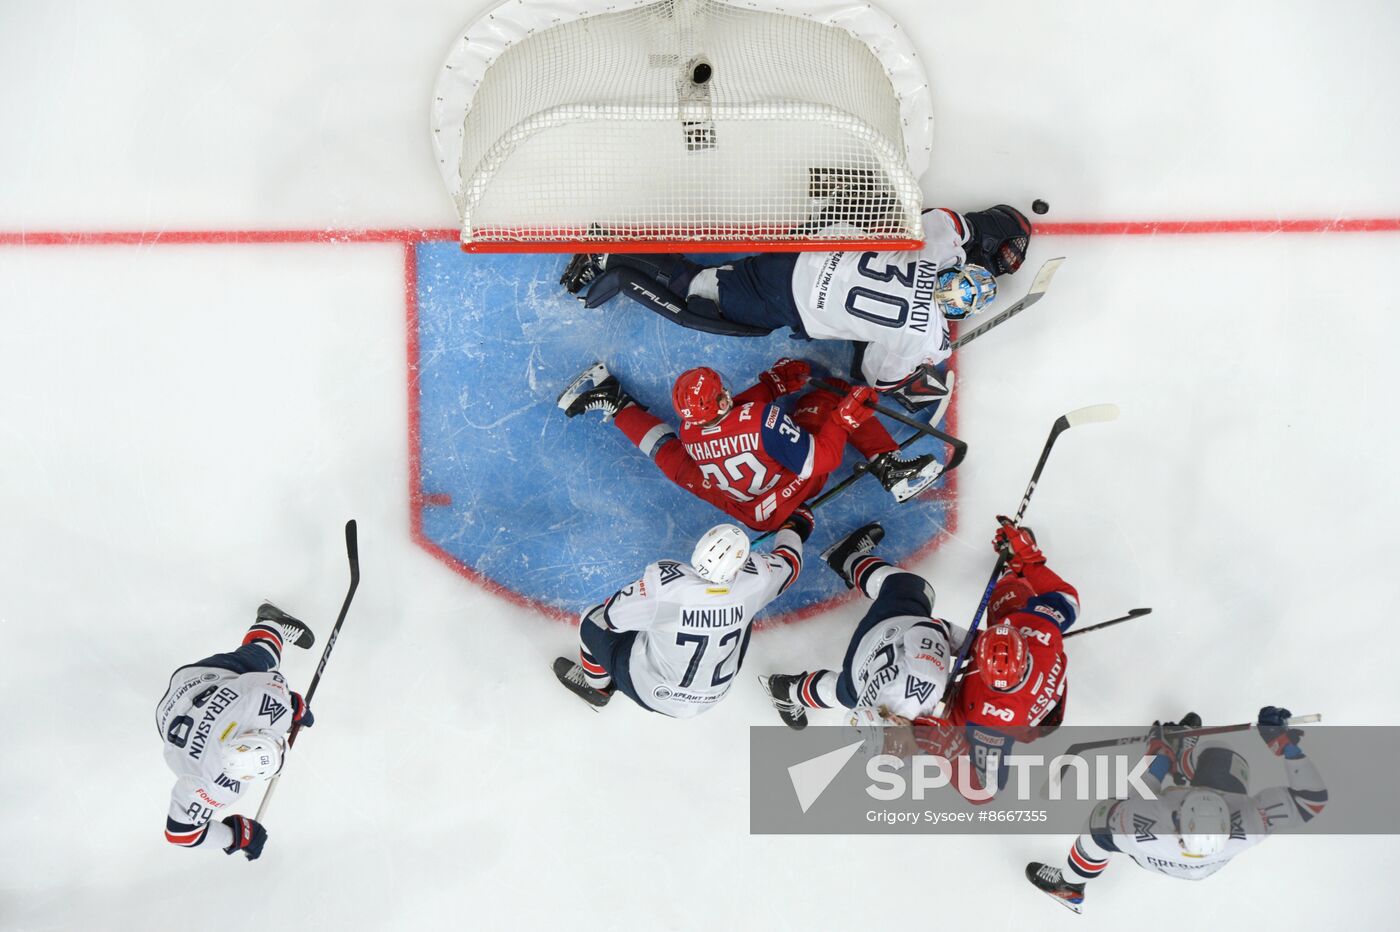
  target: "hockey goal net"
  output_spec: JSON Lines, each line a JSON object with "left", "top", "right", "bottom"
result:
{"left": 431, "top": 0, "right": 932, "bottom": 252}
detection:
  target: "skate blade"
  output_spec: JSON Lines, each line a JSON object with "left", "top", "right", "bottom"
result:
{"left": 891, "top": 463, "right": 944, "bottom": 503}
{"left": 555, "top": 362, "right": 609, "bottom": 412}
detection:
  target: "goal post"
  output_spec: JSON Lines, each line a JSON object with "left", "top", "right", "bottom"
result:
{"left": 431, "top": 0, "right": 933, "bottom": 253}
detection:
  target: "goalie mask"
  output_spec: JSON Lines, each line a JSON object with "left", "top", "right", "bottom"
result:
{"left": 935, "top": 264, "right": 997, "bottom": 320}
{"left": 222, "top": 731, "right": 286, "bottom": 782}
{"left": 691, "top": 524, "right": 750, "bottom": 584}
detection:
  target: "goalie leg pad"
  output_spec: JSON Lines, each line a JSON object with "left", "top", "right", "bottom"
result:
{"left": 602, "top": 267, "right": 772, "bottom": 337}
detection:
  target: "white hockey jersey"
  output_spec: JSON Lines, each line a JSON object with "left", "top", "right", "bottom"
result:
{"left": 846, "top": 614, "right": 953, "bottom": 722}
{"left": 1100, "top": 756, "right": 1328, "bottom": 880}
{"left": 155, "top": 665, "right": 295, "bottom": 847}
{"left": 601, "top": 530, "right": 803, "bottom": 718}
{"left": 789, "top": 209, "right": 970, "bottom": 389}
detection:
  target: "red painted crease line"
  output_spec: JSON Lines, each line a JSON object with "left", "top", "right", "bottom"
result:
{"left": 1, "top": 217, "right": 1398, "bottom": 248}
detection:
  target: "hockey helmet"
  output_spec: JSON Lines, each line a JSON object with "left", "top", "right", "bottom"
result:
{"left": 222, "top": 731, "right": 286, "bottom": 782}
{"left": 692, "top": 524, "right": 751, "bottom": 584}
{"left": 974, "top": 623, "right": 1028, "bottom": 691}
{"left": 1174, "top": 789, "right": 1231, "bottom": 858}
{"left": 1190, "top": 743, "right": 1250, "bottom": 795}
{"left": 935, "top": 264, "right": 997, "bottom": 320}
{"left": 673, "top": 366, "right": 729, "bottom": 424}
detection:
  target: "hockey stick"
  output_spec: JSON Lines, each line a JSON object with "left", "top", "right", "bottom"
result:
{"left": 958, "top": 608, "right": 1152, "bottom": 678}
{"left": 810, "top": 377, "right": 969, "bottom": 473}
{"left": 1040, "top": 713, "right": 1322, "bottom": 796}
{"left": 932, "top": 403, "right": 1120, "bottom": 718}
{"left": 751, "top": 431, "right": 925, "bottom": 545}
{"left": 949, "top": 257, "right": 1065, "bottom": 351}
{"left": 256, "top": 519, "right": 361, "bottom": 820}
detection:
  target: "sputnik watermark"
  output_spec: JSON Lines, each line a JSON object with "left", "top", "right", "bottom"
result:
{"left": 865, "top": 752, "right": 1157, "bottom": 802}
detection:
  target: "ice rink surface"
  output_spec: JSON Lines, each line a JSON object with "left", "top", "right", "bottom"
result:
{"left": 1, "top": 1, "right": 1398, "bottom": 929}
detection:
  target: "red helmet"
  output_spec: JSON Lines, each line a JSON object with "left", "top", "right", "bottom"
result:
{"left": 673, "top": 367, "right": 727, "bottom": 423}
{"left": 975, "top": 623, "right": 1028, "bottom": 691}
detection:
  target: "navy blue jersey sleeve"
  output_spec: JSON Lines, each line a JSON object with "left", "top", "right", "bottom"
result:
{"left": 758, "top": 404, "right": 815, "bottom": 478}
{"left": 966, "top": 725, "right": 1017, "bottom": 792}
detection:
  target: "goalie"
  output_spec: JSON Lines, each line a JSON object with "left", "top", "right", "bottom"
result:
{"left": 560, "top": 205, "right": 1032, "bottom": 410}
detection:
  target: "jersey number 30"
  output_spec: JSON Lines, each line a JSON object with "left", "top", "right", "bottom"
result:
{"left": 845, "top": 253, "right": 917, "bottom": 328}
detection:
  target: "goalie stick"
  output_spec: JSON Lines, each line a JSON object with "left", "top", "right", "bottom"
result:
{"left": 932, "top": 403, "right": 1120, "bottom": 717}
{"left": 256, "top": 519, "right": 361, "bottom": 820}
{"left": 950, "top": 256, "right": 1065, "bottom": 351}
{"left": 810, "top": 377, "right": 969, "bottom": 474}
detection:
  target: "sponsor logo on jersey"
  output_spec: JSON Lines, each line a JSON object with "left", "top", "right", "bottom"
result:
{"left": 196, "top": 788, "right": 225, "bottom": 808}
{"left": 1019, "top": 624, "right": 1053, "bottom": 647}
{"left": 187, "top": 686, "right": 241, "bottom": 761}
{"left": 1229, "top": 810, "right": 1246, "bottom": 840}
{"left": 653, "top": 686, "right": 673, "bottom": 700}
{"left": 259, "top": 694, "right": 289, "bottom": 725}
{"left": 704, "top": 587, "right": 730, "bottom": 595}
{"left": 1133, "top": 814, "right": 1158, "bottom": 843}
{"left": 765, "top": 406, "right": 780, "bottom": 429}
{"left": 214, "top": 773, "right": 242, "bottom": 793}
{"left": 682, "top": 605, "right": 745, "bottom": 628}
{"left": 656, "top": 561, "right": 685, "bottom": 585}
{"left": 980, "top": 702, "right": 1015, "bottom": 723}
{"left": 904, "top": 677, "right": 936, "bottom": 705}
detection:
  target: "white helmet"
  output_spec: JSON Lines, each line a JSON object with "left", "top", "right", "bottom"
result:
{"left": 1175, "top": 789, "right": 1230, "bottom": 858}
{"left": 691, "top": 524, "right": 750, "bottom": 584}
{"left": 222, "top": 731, "right": 286, "bottom": 781}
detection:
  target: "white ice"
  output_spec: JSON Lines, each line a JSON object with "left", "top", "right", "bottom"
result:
{"left": 1, "top": 1, "right": 1398, "bottom": 929}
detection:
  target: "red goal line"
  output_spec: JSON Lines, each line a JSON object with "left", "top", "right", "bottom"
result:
{"left": 0, "top": 217, "right": 1398, "bottom": 248}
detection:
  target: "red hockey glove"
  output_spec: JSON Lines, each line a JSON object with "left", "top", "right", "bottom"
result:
{"left": 758, "top": 357, "right": 811, "bottom": 397}
{"left": 833, "top": 386, "right": 878, "bottom": 432}
{"left": 780, "top": 506, "right": 815, "bottom": 542}
{"left": 993, "top": 515, "right": 1046, "bottom": 574}
{"left": 291, "top": 691, "right": 314, "bottom": 729}
{"left": 222, "top": 814, "right": 268, "bottom": 860}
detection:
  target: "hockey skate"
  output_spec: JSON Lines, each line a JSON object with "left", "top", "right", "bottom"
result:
{"left": 866, "top": 451, "right": 943, "bottom": 503}
{"left": 552, "top": 657, "right": 614, "bottom": 709}
{"left": 1024, "top": 862, "right": 1085, "bottom": 915}
{"left": 256, "top": 602, "right": 314, "bottom": 649}
{"left": 560, "top": 252, "right": 605, "bottom": 295}
{"left": 822, "top": 522, "right": 885, "bottom": 589}
{"left": 759, "top": 674, "right": 808, "bottom": 730}
{"left": 556, "top": 362, "right": 636, "bottom": 423}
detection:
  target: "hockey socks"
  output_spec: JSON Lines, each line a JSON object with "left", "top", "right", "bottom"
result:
{"left": 578, "top": 646, "right": 613, "bottom": 691}
{"left": 793, "top": 670, "right": 839, "bottom": 709}
{"left": 1064, "top": 835, "right": 1111, "bottom": 881}
{"left": 848, "top": 555, "right": 898, "bottom": 599}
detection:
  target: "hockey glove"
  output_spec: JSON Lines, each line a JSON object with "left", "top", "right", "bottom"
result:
{"left": 222, "top": 815, "right": 268, "bottom": 861}
{"left": 780, "top": 506, "right": 815, "bottom": 542}
{"left": 291, "top": 691, "right": 314, "bottom": 729}
{"left": 1146, "top": 720, "right": 1183, "bottom": 771}
{"left": 963, "top": 205, "right": 1033, "bottom": 276}
{"left": 1258, "top": 706, "right": 1304, "bottom": 758}
{"left": 759, "top": 357, "right": 811, "bottom": 397}
{"left": 833, "top": 386, "right": 878, "bottom": 432}
{"left": 993, "top": 516, "right": 1046, "bottom": 574}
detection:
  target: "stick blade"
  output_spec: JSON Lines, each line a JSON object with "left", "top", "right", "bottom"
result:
{"left": 1065, "top": 403, "right": 1120, "bottom": 428}
{"left": 1026, "top": 256, "right": 1066, "bottom": 296}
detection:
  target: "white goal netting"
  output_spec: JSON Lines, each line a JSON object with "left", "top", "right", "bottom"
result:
{"left": 431, "top": 0, "right": 932, "bottom": 251}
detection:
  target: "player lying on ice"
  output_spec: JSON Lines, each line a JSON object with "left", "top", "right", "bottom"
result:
{"left": 553, "top": 512, "right": 811, "bottom": 717}
{"left": 560, "top": 205, "right": 1032, "bottom": 410}
{"left": 1025, "top": 706, "right": 1329, "bottom": 914}
{"left": 764, "top": 516, "right": 1079, "bottom": 799}
{"left": 155, "top": 604, "right": 316, "bottom": 860}
{"left": 557, "top": 356, "right": 943, "bottom": 533}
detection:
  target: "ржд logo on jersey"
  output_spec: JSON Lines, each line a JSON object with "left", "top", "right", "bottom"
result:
{"left": 259, "top": 694, "right": 288, "bottom": 725}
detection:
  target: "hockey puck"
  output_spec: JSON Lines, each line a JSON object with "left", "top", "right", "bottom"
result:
{"left": 1031, "top": 199, "right": 1049, "bottom": 215}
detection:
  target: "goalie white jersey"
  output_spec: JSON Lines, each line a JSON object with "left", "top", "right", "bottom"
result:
{"left": 789, "top": 209, "right": 970, "bottom": 389}
{"left": 1095, "top": 755, "right": 1328, "bottom": 880}
{"left": 847, "top": 615, "right": 953, "bottom": 722}
{"left": 600, "top": 529, "right": 803, "bottom": 718}
{"left": 156, "top": 665, "right": 295, "bottom": 845}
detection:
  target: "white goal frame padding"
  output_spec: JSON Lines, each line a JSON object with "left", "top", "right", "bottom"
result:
{"left": 430, "top": 0, "right": 933, "bottom": 241}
